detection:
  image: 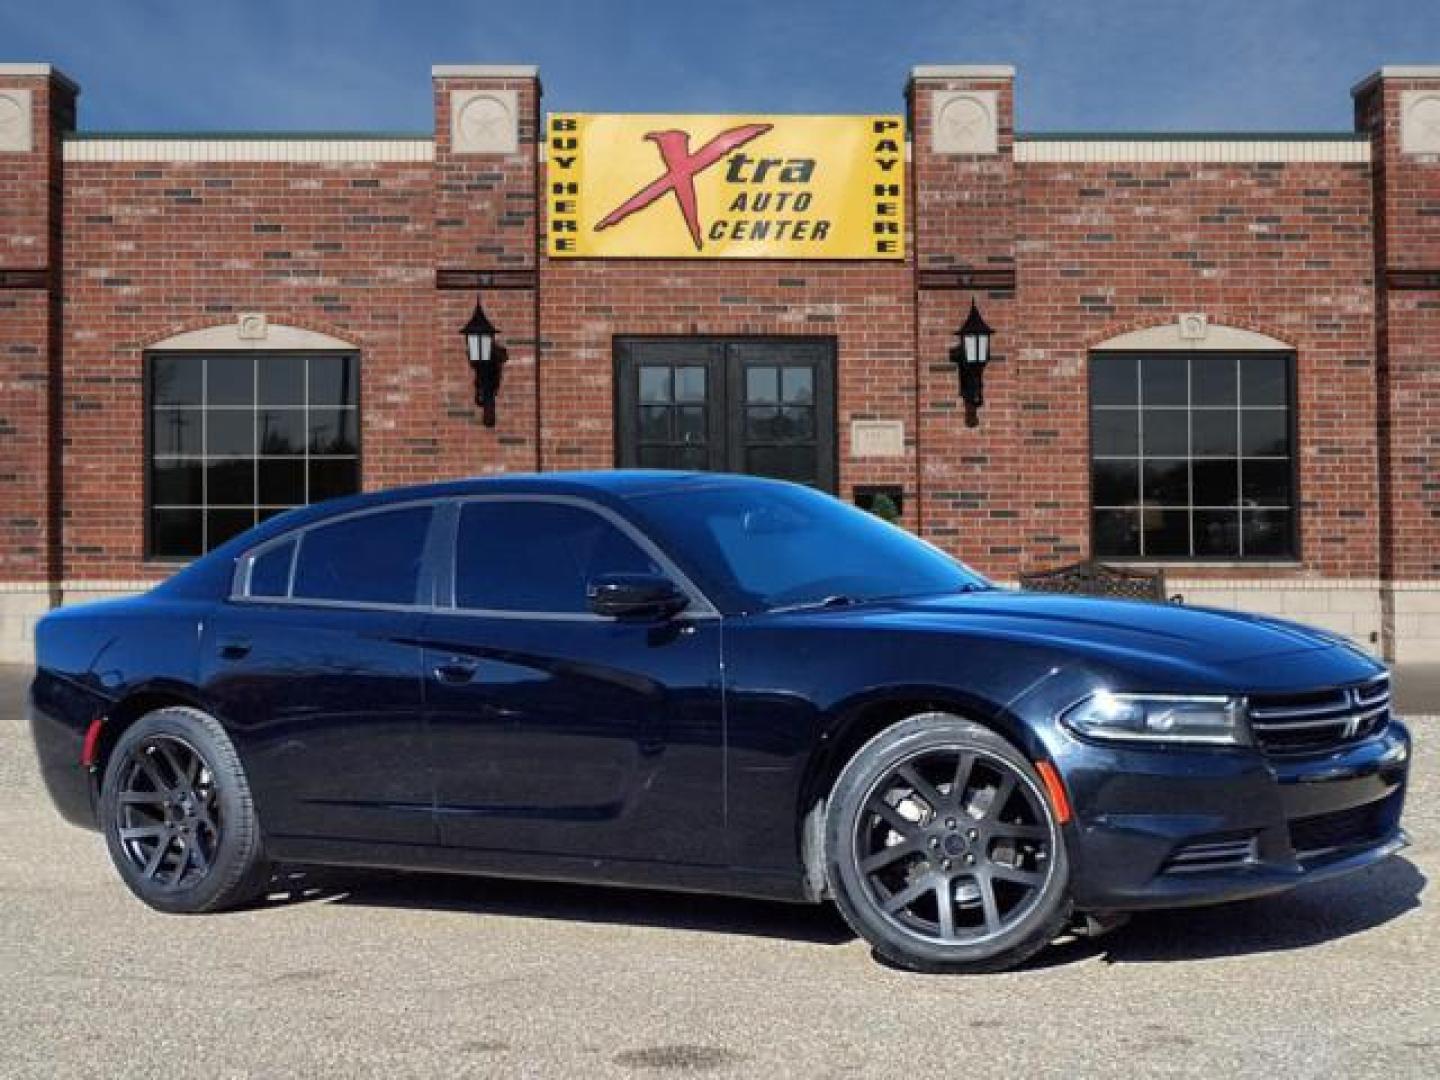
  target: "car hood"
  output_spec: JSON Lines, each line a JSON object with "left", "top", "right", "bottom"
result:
{"left": 817, "top": 589, "right": 1353, "bottom": 667}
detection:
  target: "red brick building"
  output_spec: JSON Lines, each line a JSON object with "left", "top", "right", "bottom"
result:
{"left": 1, "top": 62, "right": 1437, "bottom": 662}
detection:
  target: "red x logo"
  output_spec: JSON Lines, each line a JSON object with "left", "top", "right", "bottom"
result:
{"left": 595, "top": 123, "right": 773, "bottom": 251}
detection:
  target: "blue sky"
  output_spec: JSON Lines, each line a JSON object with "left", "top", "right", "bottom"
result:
{"left": 3, "top": 0, "right": 1437, "bottom": 132}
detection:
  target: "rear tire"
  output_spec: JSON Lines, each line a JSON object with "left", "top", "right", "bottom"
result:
{"left": 825, "top": 713, "right": 1071, "bottom": 973}
{"left": 99, "top": 706, "right": 271, "bottom": 913}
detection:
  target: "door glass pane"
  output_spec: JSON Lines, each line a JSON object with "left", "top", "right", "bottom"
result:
{"left": 1142, "top": 409, "right": 1188, "bottom": 457}
{"left": 674, "top": 366, "right": 706, "bottom": 403}
{"left": 1140, "top": 356, "right": 1187, "bottom": 406}
{"left": 1241, "top": 356, "right": 1288, "bottom": 407}
{"left": 257, "top": 409, "right": 306, "bottom": 455}
{"left": 639, "top": 367, "right": 671, "bottom": 403}
{"left": 1241, "top": 411, "right": 1288, "bottom": 457}
{"left": 248, "top": 538, "right": 295, "bottom": 598}
{"left": 259, "top": 459, "right": 306, "bottom": 505}
{"left": 638, "top": 405, "right": 671, "bottom": 442}
{"left": 746, "top": 366, "right": 779, "bottom": 405}
{"left": 1192, "top": 460, "right": 1239, "bottom": 506}
{"left": 455, "top": 501, "right": 659, "bottom": 613}
{"left": 1191, "top": 410, "right": 1237, "bottom": 457}
{"left": 207, "top": 508, "right": 256, "bottom": 549}
{"left": 1142, "top": 459, "right": 1189, "bottom": 506}
{"left": 309, "top": 409, "right": 357, "bottom": 455}
{"left": 675, "top": 405, "right": 706, "bottom": 442}
{"left": 1241, "top": 459, "right": 1290, "bottom": 506}
{"left": 1191, "top": 357, "right": 1237, "bottom": 408}
{"left": 292, "top": 505, "right": 433, "bottom": 605}
{"left": 309, "top": 458, "right": 359, "bottom": 502}
{"left": 1243, "top": 510, "right": 1292, "bottom": 556}
{"left": 781, "top": 367, "right": 813, "bottom": 405}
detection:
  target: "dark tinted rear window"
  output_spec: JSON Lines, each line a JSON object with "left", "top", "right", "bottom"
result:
{"left": 247, "top": 538, "right": 294, "bottom": 598}
{"left": 292, "top": 505, "right": 434, "bottom": 606}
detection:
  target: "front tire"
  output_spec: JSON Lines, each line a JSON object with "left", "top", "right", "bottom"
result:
{"left": 825, "top": 714, "right": 1071, "bottom": 973}
{"left": 99, "top": 707, "right": 271, "bottom": 913}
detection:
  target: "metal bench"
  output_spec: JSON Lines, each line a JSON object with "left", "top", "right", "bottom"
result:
{"left": 1019, "top": 560, "right": 1174, "bottom": 603}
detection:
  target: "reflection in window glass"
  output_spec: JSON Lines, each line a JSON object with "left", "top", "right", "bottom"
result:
{"left": 1091, "top": 351, "right": 1294, "bottom": 559}
{"left": 147, "top": 353, "right": 360, "bottom": 558}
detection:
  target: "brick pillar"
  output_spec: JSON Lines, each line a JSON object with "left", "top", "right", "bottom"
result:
{"left": 1354, "top": 66, "right": 1440, "bottom": 661}
{"left": 908, "top": 65, "right": 1023, "bottom": 573}
{"left": 430, "top": 65, "right": 542, "bottom": 475}
{"left": 0, "top": 64, "right": 76, "bottom": 659}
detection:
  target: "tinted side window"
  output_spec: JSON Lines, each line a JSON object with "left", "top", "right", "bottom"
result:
{"left": 247, "top": 538, "right": 295, "bottom": 598}
{"left": 456, "top": 501, "right": 659, "bottom": 613}
{"left": 292, "top": 505, "right": 434, "bottom": 606}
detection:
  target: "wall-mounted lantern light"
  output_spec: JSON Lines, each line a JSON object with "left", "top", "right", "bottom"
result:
{"left": 461, "top": 294, "right": 506, "bottom": 428}
{"left": 948, "top": 299, "right": 994, "bottom": 428}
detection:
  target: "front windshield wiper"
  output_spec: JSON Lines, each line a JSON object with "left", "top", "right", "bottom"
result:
{"left": 767, "top": 594, "right": 858, "bottom": 614}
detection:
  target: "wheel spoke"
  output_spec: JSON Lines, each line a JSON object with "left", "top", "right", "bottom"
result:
{"left": 895, "top": 765, "right": 947, "bottom": 814}
{"left": 867, "top": 796, "right": 921, "bottom": 838}
{"left": 882, "top": 873, "right": 935, "bottom": 915}
{"left": 170, "top": 839, "right": 191, "bottom": 885}
{"left": 859, "top": 839, "right": 920, "bottom": 874}
{"left": 189, "top": 837, "right": 212, "bottom": 875}
{"left": 141, "top": 836, "right": 170, "bottom": 880}
{"left": 989, "top": 862, "right": 1045, "bottom": 887}
{"left": 951, "top": 752, "right": 976, "bottom": 803}
{"left": 156, "top": 744, "right": 191, "bottom": 792}
{"left": 934, "top": 879, "right": 958, "bottom": 940}
{"left": 120, "top": 824, "right": 168, "bottom": 842}
{"left": 976, "top": 873, "right": 1002, "bottom": 932}
{"left": 985, "top": 774, "right": 1017, "bottom": 820}
{"left": 138, "top": 753, "right": 174, "bottom": 795}
{"left": 119, "top": 790, "right": 168, "bottom": 806}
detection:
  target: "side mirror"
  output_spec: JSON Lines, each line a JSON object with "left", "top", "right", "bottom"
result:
{"left": 587, "top": 573, "right": 689, "bottom": 621}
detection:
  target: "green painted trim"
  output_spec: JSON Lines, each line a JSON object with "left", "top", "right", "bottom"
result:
{"left": 65, "top": 131, "right": 432, "bottom": 141}
{"left": 1018, "top": 131, "right": 1369, "bottom": 142}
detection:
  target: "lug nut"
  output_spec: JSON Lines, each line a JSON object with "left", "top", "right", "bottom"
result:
{"left": 945, "top": 818, "right": 957, "bottom": 829}
{"left": 929, "top": 837, "right": 940, "bottom": 849}
{"left": 965, "top": 853, "right": 976, "bottom": 866}
{"left": 941, "top": 859, "right": 952, "bottom": 870}
{"left": 967, "top": 828, "right": 979, "bottom": 841}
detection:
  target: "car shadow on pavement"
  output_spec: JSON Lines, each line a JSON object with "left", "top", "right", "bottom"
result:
{"left": 256, "top": 855, "right": 1425, "bottom": 964}
{"left": 262, "top": 867, "right": 857, "bottom": 946}
{"left": 1034, "top": 856, "right": 1427, "bottom": 970}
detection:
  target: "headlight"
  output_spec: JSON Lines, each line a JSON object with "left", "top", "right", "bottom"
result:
{"left": 1060, "top": 690, "right": 1249, "bottom": 746}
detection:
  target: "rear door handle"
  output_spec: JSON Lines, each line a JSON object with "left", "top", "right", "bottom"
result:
{"left": 218, "top": 638, "right": 252, "bottom": 661}
{"left": 432, "top": 657, "right": 480, "bottom": 685}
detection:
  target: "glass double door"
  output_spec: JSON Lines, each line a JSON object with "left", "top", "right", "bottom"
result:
{"left": 615, "top": 338, "right": 836, "bottom": 491}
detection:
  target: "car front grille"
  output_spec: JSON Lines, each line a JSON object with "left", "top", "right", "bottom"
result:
{"left": 1246, "top": 675, "right": 1390, "bottom": 755}
{"left": 1288, "top": 791, "right": 1400, "bottom": 858}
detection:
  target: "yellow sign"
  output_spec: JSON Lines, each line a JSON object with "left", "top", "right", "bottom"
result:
{"left": 547, "top": 113, "right": 905, "bottom": 259}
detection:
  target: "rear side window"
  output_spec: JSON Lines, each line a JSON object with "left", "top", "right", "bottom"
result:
{"left": 292, "top": 505, "right": 434, "bottom": 606}
{"left": 247, "top": 538, "right": 295, "bottom": 598}
{"left": 456, "top": 500, "right": 659, "bottom": 613}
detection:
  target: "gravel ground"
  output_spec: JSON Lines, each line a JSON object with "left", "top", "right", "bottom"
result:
{"left": 1, "top": 665, "right": 1435, "bottom": 1078}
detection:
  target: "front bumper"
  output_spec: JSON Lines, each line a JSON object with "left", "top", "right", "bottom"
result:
{"left": 1055, "top": 718, "right": 1411, "bottom": 912}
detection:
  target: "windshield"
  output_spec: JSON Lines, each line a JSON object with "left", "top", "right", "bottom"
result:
{"left": 624, "top": 480, "right": 990, "bottom": 614}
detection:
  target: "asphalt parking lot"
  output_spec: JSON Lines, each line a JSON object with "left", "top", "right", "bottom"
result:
{"left": 2, "top": 664, "right": 1436, "bottom": 1079}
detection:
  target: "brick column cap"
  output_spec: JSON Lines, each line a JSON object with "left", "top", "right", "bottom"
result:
{"left": 910, "top": 64, "right": 1015, "bottom": 82}
{"left": 1352, "top": 65, "right": 1440, "bottom": 96}
{"left": 0, "top": 62, "right": 78, "bottom": 93}
{"left": 432, "top": 64, "right": 538, "bottom": 79}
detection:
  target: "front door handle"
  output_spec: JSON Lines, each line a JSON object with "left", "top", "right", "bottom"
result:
{"left": 433, "top": 657, "right": 480, "bottom": 685}
{"left": 217, "top": 638, "right": 252, "bottom": 661}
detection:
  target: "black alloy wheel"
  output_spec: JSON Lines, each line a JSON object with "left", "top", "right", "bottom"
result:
{"left": 113, "top": 735, "right": 220, "bottom": 890}
{"left": 825, "top": 715, "right": 1071, "bottom": 973}
{"left": 100, "top": 707, "right": 270, "bottom": 913}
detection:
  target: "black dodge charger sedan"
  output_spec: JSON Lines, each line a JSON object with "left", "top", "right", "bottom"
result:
{"left": 30, "top": 472, "right": 1411, "bottom": 972}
